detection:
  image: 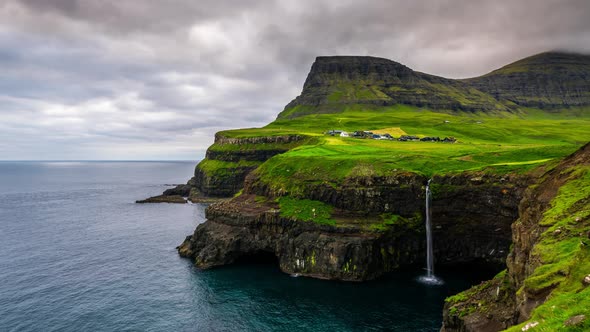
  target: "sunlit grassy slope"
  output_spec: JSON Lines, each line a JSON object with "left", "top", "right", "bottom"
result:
{"left": 216, "top": 105, "right": 590, "bottom": 191}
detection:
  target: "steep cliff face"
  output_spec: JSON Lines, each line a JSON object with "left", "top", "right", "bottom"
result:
{"left": 178, "top": 171, "right": 530, "bottom": 281}
{"left": 441, "top": 143, "right": 590, "bottom": 332}
{"left": 191, "top": 134, "right": 313, "bottom": 198}
{"left": 431, "top": 173, "right": 528, "bottom": 265}
{"left": 465, "top": 52, "right": 590, "bottom": 109}
{"left": 178, "top": 194, "right": 409, "bottom": 281}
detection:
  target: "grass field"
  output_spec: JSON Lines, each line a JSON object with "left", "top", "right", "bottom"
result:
{"left": 211, "top": 105, "right": 590, "bottom": 194}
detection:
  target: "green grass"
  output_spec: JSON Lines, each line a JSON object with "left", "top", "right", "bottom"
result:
{"left": 444, "top": 166, "right": 590, "bottom": 332}
{"left": 268, "top": 105, "right": 590, "bottom": 145}
{"left": 370, "top": 213, "right": 422, "bottom": 232}
{"left": 213, "top": 105, "right": 590, "bottom": 194}
{"left": 277, "top": 196, "right": 336, "bottom": 225}
{"left": 204, "top": 105, "right": 590, "bottom": 187}
{"left": 197, "top": 159, "right": 261, "bottom": 177}
{"left": 326, "top": 83, "right": 392, "bottom": 103}
{"left": 198, "top": 105, "right": 590, "bottom": 204}
{"left": 207, "top": 137, "right": 318, "bottom": 153}
{"left": 504, "top": 167, "right": 590, "bottom": 331}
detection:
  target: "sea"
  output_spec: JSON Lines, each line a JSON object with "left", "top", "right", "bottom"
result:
{"left": 0, "top": 161, "right": 494, "bottom": 331}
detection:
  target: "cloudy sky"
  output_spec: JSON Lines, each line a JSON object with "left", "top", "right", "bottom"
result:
{"left": 1, "top": 0, "right": 589, "bottom": 160}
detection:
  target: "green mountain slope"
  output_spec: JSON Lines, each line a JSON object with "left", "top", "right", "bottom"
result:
{"left": 279, "top": 56, "right": 509, "bottom": 119}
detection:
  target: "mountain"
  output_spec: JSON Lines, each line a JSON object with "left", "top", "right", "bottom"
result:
{"left": 279, "top": 51, "right": 590, "bottom": 119}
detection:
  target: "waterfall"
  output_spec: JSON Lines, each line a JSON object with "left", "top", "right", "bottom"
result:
{"left": 425, "top": 179, "right": 434, "bottom": 277}
{"left": 418, "top": 179, "right": 443, "bottom": 285}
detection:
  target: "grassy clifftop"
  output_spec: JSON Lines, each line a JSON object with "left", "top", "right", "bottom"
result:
{"left": 217, "top": 105, "right": 589, "bottom": 198}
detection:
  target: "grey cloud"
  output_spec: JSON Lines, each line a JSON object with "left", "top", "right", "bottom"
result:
{"left": 0, "top": 0, "right": 589, "bottom": 159}
{"left": 14, "top": 0, "right": 273, "bottom": 35}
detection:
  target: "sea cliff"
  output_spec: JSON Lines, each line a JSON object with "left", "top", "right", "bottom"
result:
{"left": 177, "top": 171, "right": 530, "bottom": 281}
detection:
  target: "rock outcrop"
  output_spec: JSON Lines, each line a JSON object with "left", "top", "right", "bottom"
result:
{"left": 178, "top": 194, "right": 405, "bottom": 281}
{"left": 136, "top": 194, "right": 186, "bottom": 204}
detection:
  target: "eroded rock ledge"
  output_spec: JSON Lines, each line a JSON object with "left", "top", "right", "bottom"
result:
{"left": 178, "top": 172, "right": 530, "bottom": 281}
{"left": 178, "top": 194, "right": 399, "bottom": 281}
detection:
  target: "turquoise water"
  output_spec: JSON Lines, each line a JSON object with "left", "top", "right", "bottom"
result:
{"left": 0, "top": 161, "right": 492, "bottom": 331}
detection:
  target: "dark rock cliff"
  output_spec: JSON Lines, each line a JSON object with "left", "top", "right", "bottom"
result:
{"left": 191, "top": 134, "right": 308, "bottom": 198}
{"left": 178, "top": 171, "right": 530, "bottom": 281}
{"left": 178, "top": 194, "right": 404, "bottom": 281}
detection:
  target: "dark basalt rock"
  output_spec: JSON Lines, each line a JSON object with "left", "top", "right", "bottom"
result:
{"left": 136, "top": 195, "right": 186, "bottom": 204}
{"left": 179, "top": 171, "right": 530, "bottom": 281}
{"left": 163, "top": 184, "right": 192, "bottom": 196}
{"left": 244, "top": 171, "right": 427, "bottom": 215}
{"left": 178, "top": 194, "right": 421, "bottom": 281}
{"left": 192, "top": 163, "right": 255, "bottom": 198}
